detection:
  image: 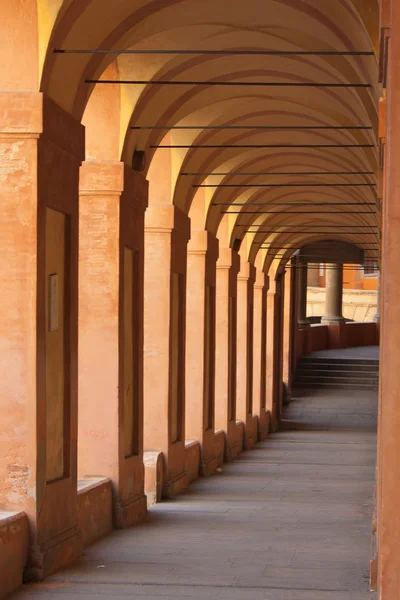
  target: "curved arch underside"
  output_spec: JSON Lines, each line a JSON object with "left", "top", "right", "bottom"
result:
{"left": 38, "top": 0, "right": 380, "bottom": 269}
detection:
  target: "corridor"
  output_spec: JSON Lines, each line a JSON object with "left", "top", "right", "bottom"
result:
{"left": 13, "top": 382, "right": 377, "bottom": 600}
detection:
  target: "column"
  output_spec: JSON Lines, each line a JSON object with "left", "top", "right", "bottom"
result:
{"left": 236, "top": 262, "right": 257, "bottom": 450}
{"left": 143, "top": 205, "right": 190, "bottom": 497}
{"left": 252, "top": 270, "right": 270, "bottom": 440}
{"left": 377, "top": 2, "right": 400, "bottom": 595}
{"left": 297, "top": 260, "right": 310, "bottom": 329}
{"left": 185, "top": 231, "right": 219, "bottom": 475}
{"left": 321, "top": 263, "right": 345, "bottom": 324}
{"left": 0, "top": 93, "right": 84, "bottom": 580}
{"left": 282, "top": 267, "right": 295, "bottom": 404}
{"left": 266, "top": 275, "right": 284, "bottom": 431}
{"left": 78, "top": 162, "right": 147, "bottom": 528}
{"left": 307, "top": 263, "right": 321, "bottom": 287}
{"left": 215, "top": 248, "right": 243, "bottom": 459}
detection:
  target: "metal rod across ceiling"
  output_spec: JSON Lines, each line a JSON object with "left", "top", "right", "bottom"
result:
{"left": 55, "top": 49, "right": 375, "bottom": 56}
{"left": 151, "top": 144, "right": 375, "bottom": 148}
{"left": 86, "top": 79, "right": 371, "bottom": 87}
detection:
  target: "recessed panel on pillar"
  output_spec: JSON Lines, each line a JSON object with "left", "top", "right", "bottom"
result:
{"left": 171, "top": 272, "right": 184, "bottom": 443}
{"left": 204, "top": 284, "right": 215, "bottom": 431}
{"left": 123, "top": 247, "right": 139, "bottom": 458}
{"left": 228, "top": 295, "right": 237, "bottom": 422}
{"left": 45, "top": 207, "right": 68, "bottom": 483}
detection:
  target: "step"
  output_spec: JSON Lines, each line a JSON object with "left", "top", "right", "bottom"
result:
{"left": 294, "top": 375, "right": 379, "bottom": 386}
{"left": 293, "top": 382, "right": 378, "bottom": 391}
{"left": 299, "top": 358, "right": 379, "bottom": 367}
{"left": 295, "top": 368, "right": 379, "bottom": 379}
{"left": 298, "top": 363, "right": 379, "bottom": 373}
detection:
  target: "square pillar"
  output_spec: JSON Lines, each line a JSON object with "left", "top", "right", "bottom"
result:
{"left": 253, "top": 270, "right": 270, "bottom": 440}
{"left": 215, "top": 248, "right": 243, "bottom": 460}
{"left": 237, "top": 262, "right": 258, "bottom": 450}
{"left": 78, "top": 161, "right": 148, "bottom": 528}
{"left": 144, "top": 205, "right": 190, "bottom": 497}
{"left": 266, "top": 276, "right": 283, "bottom": 431}
{"left": 0, "top": 93, "right": 84, "bottom": 580}
{"left": 186, "top": 231, "right": 219, "bottom": 475}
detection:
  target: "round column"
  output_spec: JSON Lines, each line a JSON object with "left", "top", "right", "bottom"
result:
{"left": 297, "top": 260, "right": 310, "bottom": 329}
{"left": 321, "top": 263, "right": 345, "bottom": 324}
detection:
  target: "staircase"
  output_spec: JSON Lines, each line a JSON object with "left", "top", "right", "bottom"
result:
{"left": 293, "top": 356, "right": 379, "bottom": 391}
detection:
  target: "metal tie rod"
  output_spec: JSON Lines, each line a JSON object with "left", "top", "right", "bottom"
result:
{"left": 152, "top": 144, "right": 375, "bottom": 149}
{"left": 182, "top": 171, "right": 375, "bottom": 175}
{"left": 130, "top": 125, "right": 373, "bottom": 130}
{"left": 241, "top": 232, "right": 378, "bottom": 235}
{"left": 87, "top": 80, "right": 371, "bottom": 88}
{"left": 213, "top": 202, "right": 376, "bottom": 206}
{"left": 240, "top": 224, "right": 378, "bottom": 228}
{"left": 222, "top": 211, "right": 376, "bottom": 214}
{"left": 197, "top": 183, "right": 376, "bottom": 188}
{"left": 55, "top": 49, "right": 375, "bottom": 56}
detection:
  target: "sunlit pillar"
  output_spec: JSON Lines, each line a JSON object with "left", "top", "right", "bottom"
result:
{"left": 0, "top": 93, "right": 84, "bottom": 580}
{"left": 78, "top": 162, "right": 147, "bottom": 527}
{"left": 266, "top": 275, "right": 284, "bottom": 431}
{"left": 215, "top": 248, "right": 243, "bottom": 459}
{"left": 185, "top": 231, "right": 219, "bottom": 475}
{"left": 252, "top": 270, "right": 270, "bottom": 440}
{"left": 236, "top": 262, "right": 257, "bottom": 450}
{"left": 321, "top": 263, "right": 345, "bottom": 324}
{"left": 143, "top": 205, "right": 190, "bottom": 497}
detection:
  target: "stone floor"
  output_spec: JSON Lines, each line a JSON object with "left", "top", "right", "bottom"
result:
{"left": 13, "top": 386, "right": 378, "bottom": 600}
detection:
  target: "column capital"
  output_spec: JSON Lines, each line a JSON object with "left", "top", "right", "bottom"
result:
{"left": 238, "top": 261, "right": 256, "bottom": 282}
{"left": 254, "top": 271, "right": 269, "bottom": 291}
{"left": 145, "top": 204, "right": 190, "bottom": 240}
{"left": 80, "top": 160, "right": 125, "bottom": 196}
{"left": 187, "top": 230, "right": 219, "bottom": 260}
{"left": 217, "top": 247, "right": 240, "bottom": 273}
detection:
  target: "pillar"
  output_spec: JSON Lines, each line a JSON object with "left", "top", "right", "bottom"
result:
{"left": 252, "top": 271, "right": 270, "bottom": 440}
{"left": 282, "top": 267, "right": 295, "bottom": 404}
{"left": 307, "top": 263, "right": 321, "bottom": 287}
{"left": 236, "top": 262, "right": 257, "bottom": 450}
{"left": 0, "top": 93, "right": 84, "bottom": 579}
{"left": 143, "top": 205, "right": 190, "bottom": 497}
{"left": 78, "top": 162, "right": 147, "bottom": 527}
{"left": 297, "top": 260, "right": 310, "bottom": 329}
{"left": 185, "top": 231, "right": 219, "bottom": 475}
{"left": 266, "top": 275, "right": 284, "bottom": 430}
{"left": 321, "top": 263, "right": 345, "bottom": 324}
{"left": 377, "top": 3, "right": 400, "bottom": 595}
{"left": 373, "top": 271, "right": 381, "bottom": 323}
{"left": 215, "top": 248, "right": 243, "bottom": 459}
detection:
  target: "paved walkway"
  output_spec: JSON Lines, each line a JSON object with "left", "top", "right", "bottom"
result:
{"left": 13, "top": 387, "right": 377, "bottom": 600}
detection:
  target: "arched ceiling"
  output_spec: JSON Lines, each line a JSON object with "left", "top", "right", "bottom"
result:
{"left": 35, "top": 0, "right": 380, "bottom": 271}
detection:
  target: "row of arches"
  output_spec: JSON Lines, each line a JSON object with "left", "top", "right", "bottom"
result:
{"left": 0, "top": 0, "right": 386, "bottom": 593}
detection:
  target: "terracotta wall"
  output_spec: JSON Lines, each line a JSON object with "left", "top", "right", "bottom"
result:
{"left": 295, "top": 322, "right": 379, "bottom": 362}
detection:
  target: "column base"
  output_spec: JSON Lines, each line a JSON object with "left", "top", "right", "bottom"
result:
{"left": 114, "top": 494, "right": 147, "bottom": 529}
{"left": 162, "top": 470, "right": 189, "bottom": 499}
{"left": 24, "top": 526, "right": 83, "bottom": 583}
{"left": 321, "top": 316, "right": 345, "bottom": 325}
{"left": 298, "top": 320, "right": 311, "bottom": 330}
